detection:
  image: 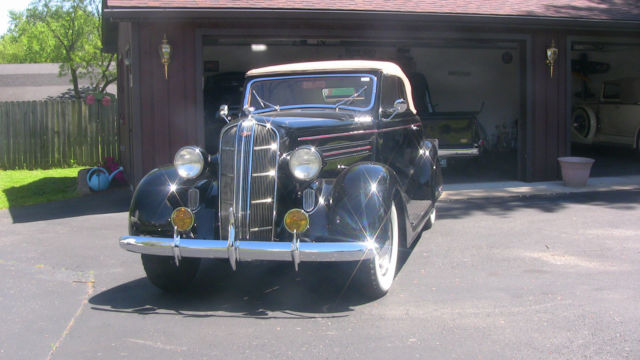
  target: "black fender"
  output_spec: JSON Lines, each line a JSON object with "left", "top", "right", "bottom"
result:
{"left": 128, "top": 165, "right": 219, "bottom": 239}
{"left": 406, "top": 139, "right": 442, "bottom": 201}
{"left": 327, "top": 162, "right": 402, "bottom": 245}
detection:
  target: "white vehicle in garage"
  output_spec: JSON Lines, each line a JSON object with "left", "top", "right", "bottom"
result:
{"left": 572, "top": 77, "right": 640, "bottom": 152}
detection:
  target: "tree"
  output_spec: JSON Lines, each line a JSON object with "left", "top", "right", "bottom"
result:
{"left": 0, "top": 0, "right": 116, "bottom": 98}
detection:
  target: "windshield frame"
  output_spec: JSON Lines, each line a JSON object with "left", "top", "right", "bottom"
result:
{"left": 244, "top": 73, "right": 378, "bottom": 114}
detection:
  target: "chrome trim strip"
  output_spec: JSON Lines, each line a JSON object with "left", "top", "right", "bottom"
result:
{"left": 322, "top": 145, "right": 372, "bottom": 156}
{"left": 252, "top": 171, "right": 275, "bottom": 177}
{"left": 251, "top": 198, "right": 273, "bottom": 204}
{"left": 120, "top": 235, "right": 377, "bottom": 264}
{"left": 438, "top": 147, "right": 480, "bottom": 158}
{"left": 250, "top": 226, "right": 273, "bottom": 232}
{"left": 298, "top": 123, "right": 421, "bottom": 141}
{"left": 253, "top": 144, "right": 276, "bottom": 150}
{"left": 245, "top": 120, "right": 256, "bottom": 241}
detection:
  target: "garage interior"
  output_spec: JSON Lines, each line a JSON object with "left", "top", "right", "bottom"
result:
{"left": 569, "top": 38, "right": 640, "bottom": 177}
{"left": 200, "top": 36, "right": 525, "bottom": 184}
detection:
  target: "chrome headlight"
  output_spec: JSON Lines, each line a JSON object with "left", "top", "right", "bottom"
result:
{"left": 174, "top": 146, "right": 204, "bottom": 179}
{"left": 289, "top": 146, "right": 322, "bottom": 181}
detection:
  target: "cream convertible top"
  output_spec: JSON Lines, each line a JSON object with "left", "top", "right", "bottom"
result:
{"left": 246, "top": 60, "right": 416, "bottom": 114}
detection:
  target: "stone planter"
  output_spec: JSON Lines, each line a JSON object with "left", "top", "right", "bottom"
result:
{"left": 558, "top": 157, "right": 595, "bottom": 187}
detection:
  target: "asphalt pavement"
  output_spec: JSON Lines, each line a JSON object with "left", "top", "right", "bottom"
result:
{"left": 1, "top": 186, "right": 639, "bottom": 359}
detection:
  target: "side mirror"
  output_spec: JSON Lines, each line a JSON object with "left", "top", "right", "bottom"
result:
{"left": 383, "top": 99, "right": 408, "bottom": 121}
{"left": 394, "top": 99, "right": 408, "bottom": 113}
{"left": 218, "top": 105, "right": 229, "bottom": 123}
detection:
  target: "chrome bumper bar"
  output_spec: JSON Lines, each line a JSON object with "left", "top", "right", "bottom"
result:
{"left": 119, "top": 235, "right": 376, "bottom": 271}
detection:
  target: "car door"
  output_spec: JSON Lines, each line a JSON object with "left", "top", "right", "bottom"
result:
{"left": 376, "top": 75, "right": 427, "bottom": 226}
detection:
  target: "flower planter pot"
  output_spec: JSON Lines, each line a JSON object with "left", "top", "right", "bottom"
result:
{"left": 558, "top": 157, "right": 595, "bottom": 187}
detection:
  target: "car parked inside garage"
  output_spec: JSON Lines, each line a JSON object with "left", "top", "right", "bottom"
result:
{"left": 572, "top": 77, "right": 640, "bottom": 152}
{"left": 119, "top": 60, "right": 442, "bottom": 298}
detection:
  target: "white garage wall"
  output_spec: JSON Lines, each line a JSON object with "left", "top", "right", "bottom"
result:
{"left": 570, "top": 43, "right": 640, "bottom": 103}
{"left": 203, "top": 43, "right": 522, "bottom": 144}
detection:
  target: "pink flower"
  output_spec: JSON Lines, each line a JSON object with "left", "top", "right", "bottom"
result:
{"left": 86, "top": 94, "right": 96, "bottom": 105}
{"left": 101, "top": 95, "right": 112, "bottom": 106}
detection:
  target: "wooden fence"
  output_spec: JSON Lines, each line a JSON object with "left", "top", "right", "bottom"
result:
{"left": 0, "top": 100, "right": 119, "bottom": 170}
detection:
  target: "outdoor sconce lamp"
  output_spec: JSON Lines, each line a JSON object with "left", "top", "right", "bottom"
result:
{"left": 546, "top": 40, "right": 558, "bottom": 79}
{"left": 159, "top": 34, "right": 171, "bottom": 80}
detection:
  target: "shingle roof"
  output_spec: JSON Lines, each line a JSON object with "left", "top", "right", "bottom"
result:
{"left": 105, "top": 0, "right": 640, "bottom": 22}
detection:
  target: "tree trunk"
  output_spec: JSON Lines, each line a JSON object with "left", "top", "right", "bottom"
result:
{"left": 70, "top": 68, "right": 81, "bottom": 99}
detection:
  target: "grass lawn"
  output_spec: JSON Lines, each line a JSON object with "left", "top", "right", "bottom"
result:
{"left": 0, "top": 167, "right": 83, "bottom": 209}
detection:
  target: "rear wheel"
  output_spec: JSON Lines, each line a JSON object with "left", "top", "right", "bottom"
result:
{"left": 356, "top": 202, "right": 400, "bottom": 299}
{"left": 141, "top": 254, "right": 200, "bottom": 292}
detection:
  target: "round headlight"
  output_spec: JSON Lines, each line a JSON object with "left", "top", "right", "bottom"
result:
{"left": 289, "top": 146, "right": 322, "bottom": 180}
{"left": 174, "top": 146, "right": 204, "bottom": 179}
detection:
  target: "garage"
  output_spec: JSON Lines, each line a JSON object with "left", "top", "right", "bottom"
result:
{"left": 102, "top": 1, "right": 640, "bottom": 185}
{"left": 569, "top": 37, "right": 640, "bottom": 177}
{"left": 199, "top": 37, "right": 525, "bottom": 183}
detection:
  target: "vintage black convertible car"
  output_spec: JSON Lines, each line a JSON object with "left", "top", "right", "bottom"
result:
{"left": 120, "top": 60, "right": 442, "bottom": 298}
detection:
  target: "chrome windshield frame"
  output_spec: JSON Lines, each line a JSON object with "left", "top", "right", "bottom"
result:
{"left": 244, "top": 74, "right": 378, "bottom": 114}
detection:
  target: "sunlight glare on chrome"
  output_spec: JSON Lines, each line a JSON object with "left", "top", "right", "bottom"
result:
{"left": 355, "top": 114, "right": 372, "bottom": 123}
{"left": 370, "top": 181, "right": 378, "bottom": 194}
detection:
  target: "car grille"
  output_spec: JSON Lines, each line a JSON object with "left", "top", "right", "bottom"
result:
{"left": 219, "top": 120, "right": 279, "bottom": 241}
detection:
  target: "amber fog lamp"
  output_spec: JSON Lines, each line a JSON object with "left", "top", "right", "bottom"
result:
{"left": 284, "top": 209, "right": 309, "bottom": 234}
{"left": 171, "top": 207, "right": 194, "bottom": 232}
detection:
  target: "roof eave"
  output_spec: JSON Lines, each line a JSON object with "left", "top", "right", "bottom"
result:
{"left": 102, "top": 7, "right": 640, "bottom": 31}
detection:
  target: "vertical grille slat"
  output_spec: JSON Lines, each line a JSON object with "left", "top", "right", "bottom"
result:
{"left": 249, "top": 123, "right": 278, "bottom": 241}
{"left": 219, "top": 121, "right": 278, "bottom": 242}
{"left": 219, "top": 126, "right": 237, "bottom": 240}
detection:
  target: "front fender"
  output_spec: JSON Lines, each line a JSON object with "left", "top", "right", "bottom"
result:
{"left": 328, "top": 163, "right": 400, "bottom": 244}
{"left": 128, "top": 166, "right": 219, "bottom": 239}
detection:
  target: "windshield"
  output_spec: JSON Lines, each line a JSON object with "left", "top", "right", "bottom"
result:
{"left": 244, "top": 74, "right": 377, "bottom": 113}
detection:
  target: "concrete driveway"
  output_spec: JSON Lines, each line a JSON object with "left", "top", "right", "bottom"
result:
{"left": 1, "top": 187, "right": 639, "bottom": 359}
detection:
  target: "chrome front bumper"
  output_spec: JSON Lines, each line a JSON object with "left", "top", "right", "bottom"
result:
{"left": 119, "top": 235, "right": 376, "bottom": 271}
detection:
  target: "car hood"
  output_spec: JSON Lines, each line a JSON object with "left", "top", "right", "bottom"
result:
{"left": 245, "top": 109, "right": 374, "bottom": 144}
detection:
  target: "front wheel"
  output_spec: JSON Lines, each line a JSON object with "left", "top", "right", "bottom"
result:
{"left": 141, "top": 254, "right": 200, "bottom": 292}
{"left": 423, "top": 207, "right": 436, "bottom": 231}
{"left": 355, "top": 202, "right": 400, "bottom": 299}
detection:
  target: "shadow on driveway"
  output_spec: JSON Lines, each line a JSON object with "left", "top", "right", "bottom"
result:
{"left": 89, "top": 260, "right": 388, "bottom": 318}
{"left": 7, "top": 186, "right": 131, "bottom": 223}
{"left": 438, "top": 188, "right": 640, "bottom": 220}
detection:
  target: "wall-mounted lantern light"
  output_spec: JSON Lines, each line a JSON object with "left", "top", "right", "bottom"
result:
{"left": 159, "top": 34, "right": 172, "bottom": 80}
{"left": 546, "top": 40, "right": 558, "bottom": 79}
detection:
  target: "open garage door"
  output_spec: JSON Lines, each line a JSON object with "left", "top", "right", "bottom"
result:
{"left": 569, "top": 38, "right": 640, "bottom": 177}
{"left": 199, "top": 36, "right": 525, "bottom": 183}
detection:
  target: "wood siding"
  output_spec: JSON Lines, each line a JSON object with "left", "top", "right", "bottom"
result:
{"left": 127, "top": 22, "right": 198, "bottom": 184}
{"left": 528, "top": 31, "right": 569, "bottom": 181}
